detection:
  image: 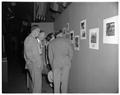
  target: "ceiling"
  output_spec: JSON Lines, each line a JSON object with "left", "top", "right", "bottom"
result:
{"left": 2, "top": 2, "right": 71, "bottom": 22}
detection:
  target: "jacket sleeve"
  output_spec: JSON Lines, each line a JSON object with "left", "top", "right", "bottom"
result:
{"left": 24, "top": 40, "right": 40, "bottom": 64}
{"left": 68, "top": 42, "right": 73, "bottom": 60}
{"left": 24, "top": 40, "right": 30, "bottom": 63}
{"left": 48, "top": 43, "right": 54, "bottom": 66}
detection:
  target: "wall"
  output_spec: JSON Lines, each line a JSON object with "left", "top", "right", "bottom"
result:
{"left": 31, "top": 22, "right": 54, "bottom": 36}
{"left": 54, "top": 2, "right": 118, "bottom": 93}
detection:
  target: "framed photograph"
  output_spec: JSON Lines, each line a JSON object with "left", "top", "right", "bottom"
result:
{"left": 74, "top": 35, "right": 80, "bottom": 51}
{"left": 89, "top": 28, "right": 99, "bottom": 50}
{"left": 80, "top": 19, "right": 86, "bottom": 39}
{"left": 70, "top": 30, "right": 75, "bottom": 44}
{"left": 103, "top": 16, "right": 118, "bottom": 44}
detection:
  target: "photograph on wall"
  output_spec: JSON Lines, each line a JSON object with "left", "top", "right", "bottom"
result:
{"left": 62, "top": 27, "right": 66, "bottom": 36}
{"left": 74, "top": 35, "right": 80, "bottom": 51}
{"left": 80, "top": 19, "right": 86, "bottom": 39}
{"left": 89, "top": 28, "right": 99, "bottom": 50}
{"left": 103, "top": 16, "right": 118, "bottom": 44}
{"left": 70, "top": 30, "right": 75, "bottom": 44}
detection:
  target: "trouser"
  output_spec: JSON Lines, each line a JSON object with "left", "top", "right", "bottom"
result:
{"left": 27, "top": 70, "right": 33, "bottom": 92}
{"left": 53, "top": 64, "right": 70, "bottom": 93}
{"left": 27, "top": 63, "right": 42, "bottom": 93}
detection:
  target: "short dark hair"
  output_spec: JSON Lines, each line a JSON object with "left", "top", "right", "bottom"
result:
{"left": 45, "top": 33, "right": 54, "bottom": 41}
{"left": 31, "top": 25, "right": 44, "bottom": 34}
{"left": 55, "top": 29, "right": 63, "bottom": 37}
{"left": 40, "top": 30, "right": 44, "bottom": 33}
{"left": 31, "top": 25, "right": 39, "bottom": 31}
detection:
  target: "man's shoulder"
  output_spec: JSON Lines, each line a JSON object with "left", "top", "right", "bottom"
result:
{"left": 24, "top": 36, "right": 30, "bottom": 44}
{"left": 49, "top": 37, "right": 69, "bottom": 45}
{"left": 54, "top": 37, "right": 65, "bottom": 42}
{"left": 59, "top": 37, "right": 70, "bottom": 44}
{"left": 24, "top": 36, "right": 34, "bottom": 46}
{"left": 53, "top": 37, "right": 70, "bottom": 43}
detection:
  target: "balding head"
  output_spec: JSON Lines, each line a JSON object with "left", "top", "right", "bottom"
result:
{"left": 55, "top": 30, "right": 63, "bottom": 38}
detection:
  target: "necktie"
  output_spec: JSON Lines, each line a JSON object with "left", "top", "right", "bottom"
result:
{"left": 37, "top": 38, "right": 42, "bottom": 54}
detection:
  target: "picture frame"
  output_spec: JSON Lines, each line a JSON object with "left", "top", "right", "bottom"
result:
{"left": 80, "top": 19, "right": 86, "bottom": 39}
{"left": 89, "top": 28, "right": 99, "bottom": 50}
{"left": 66, "top": 22, "right": 69, "bottom": 32}
{"left": 103, "top": 16, "right": 118, "bottom": 44}
{"left": 70, "top": 30, "right": 75, "bottom": 44}
{"left": 74, "top": 35, "right": 80, "bottom": 51}
{"left": 63, "top": 27, "right": 66, "bottom": 35}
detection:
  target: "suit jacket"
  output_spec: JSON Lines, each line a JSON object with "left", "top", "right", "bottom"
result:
{"left": 48, "top": 37, "right": 73, "bottom": 69}
{"left": 24, "top": 35, "right": 43, "bottom": 70}
{"left": 45, "top": 44, "right": 52, "bottom": 70}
